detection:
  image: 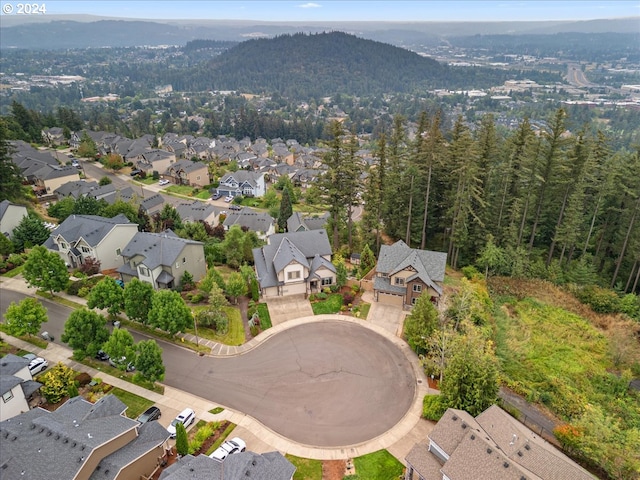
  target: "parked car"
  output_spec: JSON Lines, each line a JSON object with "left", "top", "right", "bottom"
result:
{"left": 229, "top": 204, "right": 243, "bottom": 211}
{"left": 71, "top": 160, "right": 81, "bottom": 169}
{"left": 40, "top": 331, "right": 54, "bottom": 341}
{"left": 224, "top": 195, "right": 233, "bottom": 203}
{"left": 28, "top": 357, "right": 48, "bottom": 376}
{"left": 209, "top": 437, "right": 246, "bottom": 462}
{"left": 95, "top": 350, "right": 110, "bottom": 361}
{"left": 167, "top": 408, "right": 195, "bottom": 438}
{"left": 158, "top": 179, "right": 170, "bottom": 186}
{"left": 130, "top": 169, "right": 142, "bottom": 177}
{"left": 109, "top": 356, "right": 135, "bottom": 372}
{"left": 211, "top": 192, "right": 222, "bottom": 200}
{"left": 137, "top": 406, "right": 161, "bottom": 424}
{"left": 22, "top": 353, "right": 37, "bottom": 362}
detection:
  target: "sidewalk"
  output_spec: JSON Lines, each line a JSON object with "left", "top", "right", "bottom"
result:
{"left": 1, "top": 275, "right": 434, "bottom": 462}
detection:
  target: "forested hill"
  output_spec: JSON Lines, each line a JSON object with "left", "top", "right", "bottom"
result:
{"left": 173, "top": 32, "right": 540, "bottom": 97}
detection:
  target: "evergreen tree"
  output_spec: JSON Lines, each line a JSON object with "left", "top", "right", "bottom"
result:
{"left": 12, "top": 214, "right": 50, "bottom": 251}
{"left": 404, "top": 293, "right": 439, "bottom": 355}
{"left": 0, "top": 119, "right": 24, "bottom": 202}
{"left": 175, "top": 422, "right": 189, "bottom": 456}
{"left": 278, "top": 187, "right": 293, "bottom": 232}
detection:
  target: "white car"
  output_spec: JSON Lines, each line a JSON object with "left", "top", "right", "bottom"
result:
{"left": 158, "top": 179, "right": 170, "bottom": 186}
{"left": 167, "top": 408, "right": 195, "bottom": 438}
{"left": 28, "top": 357, "right": 48, "bottom": 376}
{"left": 209, "top": 437, "right": 246, "bottom": 462}
{"left": 224, "top": 195, "right": 233, "bottom": 203}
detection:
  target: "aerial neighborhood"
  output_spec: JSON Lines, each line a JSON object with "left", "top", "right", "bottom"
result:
{"left": 1, "top": 7, "right": 638, "bottom": 480}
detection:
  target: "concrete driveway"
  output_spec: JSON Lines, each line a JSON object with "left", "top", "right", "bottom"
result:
{"left": 265, "top": 294, "right": 314, "bottom": 325}
{"left": 362, "top": 291, "right": 408, "bottom": 337}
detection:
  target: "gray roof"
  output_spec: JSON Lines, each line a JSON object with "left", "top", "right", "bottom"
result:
{"left": 0, "top": 395, "right": 139, "bottom": 480}
{"left": 45, "top": 214, "right": 132, "bottom": 248}
{"left": 89, "top": 421, "right": 170, "bottom": 480}
{"left": 119, "top": 230, "right": 203, "bottom": 271}
{"left": 309, "top": 254, "right": 337, "bottom": 279}
{"left": 376, "top": 240, "right": 447, "bottom": 295}
{"left": 219, "top": 170, "right": 264, "bottom": 188}
{"left": 253, "top": 230, "right": 333, "bottom": 289}
{"left": 166, "top": 160, "right": 207, "bottom": 175}
{"left": 140, "top": 194, "right": 164, "bottom": 212}
{"left": 175, "top": 201, "right": 216, "bottom": 223}
{"left": 159, "top": 450, "right": 295, "bottom": 480}
{"left": 223, "top": 211, "right": 274, "bottom": 233}
{"left": 54, "top": 180, "right": 100, "bottom": 199}
{"left": 286, "top": 212, "right": 329, "bottom": 232}
{"left": 0, "top": 200, "right": 27, "bottom": 223}
{"left": 0, "top": 375, "right": 22, "bottom": 396}
{"left": 0, "top": 354, "right": 29, "bottom": 377}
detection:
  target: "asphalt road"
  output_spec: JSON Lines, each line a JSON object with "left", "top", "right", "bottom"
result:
{"left": 0, "top": 290, "right": 415, "bottom": 447}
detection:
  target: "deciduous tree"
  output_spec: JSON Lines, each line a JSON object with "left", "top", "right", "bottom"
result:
{"left": 148, "top": 290, "right": 193, "bottom": 335}
{"left": 123, "top": 278, "right": 155, "bottom": 323}
{"left": 102, "top": 327, "right": 136, "bottom": 370}
{"left": 3, "top": 297, "right": 48, "bottom": 337}
{"left": 135, "top": 339, "right": 165, "bottom": 382}
{"left": 87, "top": 276, "right": 124, "bottom": 318}
{"left": 225, "top": 272, "right": 247, "bottom": 304}
{"left": 61, "top": 308, "right": 110, "bottom": 359}
{"left": 23, "top": 246, "right": 69, "bottom": 295}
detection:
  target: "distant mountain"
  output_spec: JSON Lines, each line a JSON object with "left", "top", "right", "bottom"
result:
{"left": 1, "top": 16, "right": 637, "bottom": 49}
{"left": 167, "top": 31, "right": 545, "bottom": 97}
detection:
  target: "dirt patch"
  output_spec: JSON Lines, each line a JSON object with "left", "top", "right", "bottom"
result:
{"left": 323, "top": 459, "right": 347, "bottom": 480}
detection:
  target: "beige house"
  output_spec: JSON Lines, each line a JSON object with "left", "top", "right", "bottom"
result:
{"left": 373, "top": 240, "right": 447, "bottom": 309}
{"left": 37, "top": 165, "right": 80, "bottom": 194}
{"left": 44, "top": 214, "right": 138, "bottom": 271}
{"left": 0, "top": 200, "right": 28, "bottom": 239}
{"left": 252, "top": 230, "right": 336, "bottom": 297}
{"left": 0, "top": 394, "right": 170, "bottom": 480}
{"left": 0, "top": 354, "right": 41, "bottom": 422}
{"left": 405, "top": 405, "right": 596, "bottom": 480}
{"left": 164, "top": 160, "right": 209, "bottom": 187}
{"left": 134, "top": 149, "right": 176, "bottom": 175}
{"left": 117, "top": 230, "right": 206, "bottom": 289}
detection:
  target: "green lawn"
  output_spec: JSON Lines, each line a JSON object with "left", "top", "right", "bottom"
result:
{"left": 256, "top": 303, "right": 272, "bottom": 329}
{"left": 358, "top": 302, "right": 371, "bottom": 320}
{"left": 1, "top": 264, "right": 25, "bottom": 278}
{"left": 195, "top": 190, "right": 211, "bottom": 199}
{"left": 165, "top": 185, "right": 196, "bottom": 196}
{"left": 311, "top": 293, "right": 343, "bottom": 315}
{"left": 285, "top": 455, "right": 322, "bottom": 480}
{"left": 36, "top": 290, "right": 84, "bottom": 309}
{"left": 0, "top": 324, "right": 49, "bottom": 349}
{"left": 82, "top": 357, "right": 164, "bottom": 394}
{"left": 353, "top": 450, "right": 404, "bottom": 480}
{"left": 135, "top": 176, "right": 156, "bottom": 185}
{"left": 109, "top": 387, "right": 154, "bottom": 419}
{"left": 190, "top": 306, "right": 245, "bottom": 345}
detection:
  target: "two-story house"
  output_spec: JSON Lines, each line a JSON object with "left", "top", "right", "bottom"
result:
{"left": 0, "top": 200, "right": 28, "bottom": 239}
{"left": 0, "top": 354, "right": 42, "bottom": 421}
{"left": 373, "top": 240, "right": 447, "bottom": 309}
{"left": 0, "top": 394, "right": 170, "bottom": 480}
{"left": 134, "top": 150, "right": 176, "bottom": 176}
{"left": 43, "top": 214, "right": 138, "bottom": 271}
{"left": 404, "top": 405, "right": 596, "bottom": 480}
{"left": 252, "top": 230, "right": 336, "bottom": 297}
{"left": 163, "top": 160, "right": 209, "bottom": 187}
{"left": 215, "top": 171, "right": 266, "bottom": 198}
{"left": 117, "top": 230, "right": 206, "bottom": 289}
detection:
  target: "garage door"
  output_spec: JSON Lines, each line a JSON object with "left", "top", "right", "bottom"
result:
{"left": 282, "top": 282, "right": 307, "bottom": 296}
{"left": 378, "top": 292, "right": 404, "bottom": 307}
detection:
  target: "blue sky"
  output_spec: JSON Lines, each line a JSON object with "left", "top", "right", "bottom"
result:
{"left": 5, "top": 1, "right": 639, "bottom": 21}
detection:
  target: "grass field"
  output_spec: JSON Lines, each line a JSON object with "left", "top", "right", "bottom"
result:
{"left": 353, "top": 450, "right": 404, "bottom": 479}
{"left": 191, "top": 306, "right": 245, "bottom": 345}
{"left": 165, "top": 185, "right": 197, "bottom": 196}
{"left": 256, "top": 303, "right": 272, "bottom": 329}
{"left": 493, "top": 288, "right": 640, "bottom": 478}
{"left": 311, "top": 294, "right": 343, "bottom": 315}
{"left": 285, "top": 455, "right": 322, "bottom": 480}
{"left": 109, "top": 387, "right": 153, "bottom": 419}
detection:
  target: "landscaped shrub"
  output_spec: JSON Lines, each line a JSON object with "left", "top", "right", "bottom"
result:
{"left": 316, "top": 292, "right": 328, "bottom": 300}
{"left": 462, "top": 265, "right": 482, "bottom": 280}
{"left": 66, "top": 280, "right": 83, "bottom": 296}
{"left": 343, "top": 292, "right": 355, "bottom": 305}
{"left": 422, "top": 394, "right": 445, "bottom": 421}
{"left": 77, "top": 287, "right": 90, "bottom": 298}
{"left": 7, "top": 253, "right": 25, "bottom": 266}
{"left": 74, "top": 372, "right": 92, "bottom": 386}
{"left": 188, "top": 422, "right": 215, "bottom": 454}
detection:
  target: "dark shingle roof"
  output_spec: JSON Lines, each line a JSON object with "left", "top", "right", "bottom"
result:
{"left": 0, "top": 395, "right": 139, "bottom": 480}
{"left": 46, "top": 214, "right": 132, "bottom": 248}
{"left": 120, "top": 230, "right": 203, "bottom": 270}
{"left": 0, "top": 354, "right": 30, "bottom": 377}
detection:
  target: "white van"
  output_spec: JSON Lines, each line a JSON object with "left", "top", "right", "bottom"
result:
{"left": 167, "top": 408, "right": 195, "bottom": 438}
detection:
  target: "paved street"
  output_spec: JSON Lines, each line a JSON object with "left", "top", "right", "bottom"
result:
{"left": 0, "top": 288, "right": 416, "bottom": 447}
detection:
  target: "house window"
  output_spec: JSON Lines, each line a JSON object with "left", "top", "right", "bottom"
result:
{"left": 411, "top": 297, "right": 418, "bottom": 305}
{"left": 2, "top": 390, "right": 14, "bottom": 403}
{"left": 196, "top": 176, "right": 201, "bottom": 181}
{"left": 139, "top": 266, "right": 149, "bottom": 276}
{"left": 287, "top": 270, "right": 301, "bottom": 280}
{"left": 81, "top": 246, "right": 91, "bottom": 254}
{"left": 413, "top": 284, "right": 422, "bottom": 293}
{"left": 116, "top": 248, "right": 121, "bottom": 256}
{"left": 175, "top": 262, "right": 180, "bottom": 269}
{"left": 394, "top": 277, "right": 405, "bottom": 286}
{"left": 321, "top": 277, "right": 333, "bottom": 286}
{"left": 60, "top": 242, "right": 68, "bottom": 249}
{"left": 183, "top": 257, "right": 186, "bottom": 264}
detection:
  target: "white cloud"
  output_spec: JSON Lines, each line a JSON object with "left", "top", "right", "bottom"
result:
{"left": 298, "top": 2, "right": 321, "bottom": 8}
